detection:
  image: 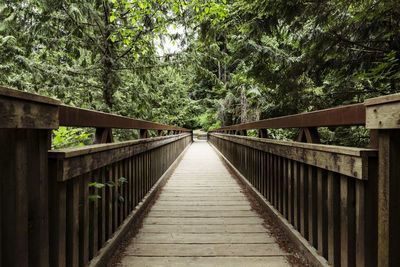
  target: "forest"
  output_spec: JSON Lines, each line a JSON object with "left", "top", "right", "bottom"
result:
{"left": 1, "top": 0, "right": 399, "bottom": 146}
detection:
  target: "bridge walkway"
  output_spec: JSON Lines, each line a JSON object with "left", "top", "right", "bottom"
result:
{"left": 117, "top": 141, "right": 290, "bottom": 266}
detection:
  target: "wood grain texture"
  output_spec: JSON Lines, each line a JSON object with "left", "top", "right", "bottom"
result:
{"left": 116, "top": 141, "right": 290, "bottom": 266}
{"left": 209, "top": 133, "right": 376, "bottom": 179}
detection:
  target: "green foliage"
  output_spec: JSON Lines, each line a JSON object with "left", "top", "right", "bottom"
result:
{"left": 89, "top": 177, "right": 128, "bottom": 202}
{"left": 1, "top": 0, "right": 398, "bottom": 148}
{"left": 52, "top": 127, "right": 93, "bottom": 149}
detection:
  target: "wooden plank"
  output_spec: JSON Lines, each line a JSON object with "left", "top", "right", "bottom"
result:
{"left": 99, "top": 167, "right": 106, "bottom": 248}
{"left": 211, "top": 102, "right": 365, "bottom": 130}
{"left": 317, "top": 169, "right": 328, "bottom": 258}
{"left": 28, "top": 130, "right": 50, "bottom": 267}
{"left": 123, "top": 159, "right": 128, "bottom": 219}
{"left": 299, "top": 163, "right": 307, "bottom": 237}
{"left": 113, "top": 163, "right": 119, "bottom": 230}
{"left": 288, "top": 160, "right": 293, "bottom": 224}
{"left": 48, "top": 162, "right": 67, "bottom": 267}
{"left": 49, "top": 135, "right": 190, "bottom": 181}
{"left": 143, "top": 217, "right": 264, "bottom": 225}
{"left": 0, "top": 129, "right": 29, "bottom": 267}
{"left": 119, "top": 256, "right": 289, "bottom": 267}
{"left": 340, "top": 175, "right": 356, "bottom": 267}
{"left": 376, "top": 130, "right": 400, "bottom": 266}
{"left": 124, "top": 243, "right": 286, "bottom": 256}
{"left": 152, "top": 200, "right": 250, "bottom": 206}
{"left": 364, "top": 92, "right": 400, "bottom": 106}
{"left": 79, "top": 174, "right": 90, "bottom": 266}
{"left": 327, "top": 172, "right": 340, "bottom": 266}
{"left": 0, "top": 86, "right": 59, "bottom": 105}
{"left": 105, "top": 166, "right": 112, "bottom": 240}
{"left": 272, "top": 155, "right": 276, "bottom": 206}
{"left": 59, "top": 104, "right": 189, "bottom": 131}
{"left": 89, "top": 170, "right": 99, "bottom": 259}
{"left": 365, "top": 95, "right": 400, "bottom": 129}
{"left": 308, "top": 166, "right": 318, "bottom": 246}
{"left": 118, "top": 161, "right": 123, "bottom": 225}
{"left": 261, "top": 151, "right": 266, "bottom": 198}
{"left": 117, "top": 141, "right": 290, "bottom": 267}
{"left": 66, "top": 179, "right": 79, "bottom": 267}
{"left": 128, "top": 157, "right": 132, "bottom": 213}
{"left": 283, "top": 158, "right": 288, "bottom": 219}
{"left": 355, "top": 181, "right": 366, "bottom": 267}
{"left": 210, "top": 134, "right": 376, "bottom": 179}
{"left": 147, "top": 210, "right": 257, "bottom": 218}
{"left": 133, "top": 233, "right": 274, "bottom": 244}
{"left": 293, "top": 161, "right": 299, "bottom": 230}
{"left": 278, "top": 156, "right": 283, "bottom": 213}
{"left": 151, "top": 205, "right": 251, "bottom": 211}
{"left": 154, "top": 196, "right": 248, "bottom": 201}
{"left": 0, "top": 95, "right": 58, "bottom": 129}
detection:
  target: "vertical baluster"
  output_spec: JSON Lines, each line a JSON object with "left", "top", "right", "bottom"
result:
{"left": 293, "top": 161, "right": 299, "bottom": 230}
{"left": 99, "top": 167, "right": 106, "bottom": 249}
{"left": 288, "top": 160, "right": 293, "bottom": 224}
{"left": 300, "top": 163, "right": 308, "bottom": 237}
{"left": 89, "top": 170, "right": 99, "bottom": 260}
{"left": 317, "top": 169, "right": 328, "bottom": 258}
{"left": 48, "top": 163, "right": 67, "bottom": 267}
{"left": 327, "top": 172, "right": 340, "bottom": 266}
{"left": 308, "top": 166, "right": 318, "bottom": 246}
{"left": 113, "top": 163, "right": 118, "bottom": 231}
{"left": 79, "top": 173, "right": 89, "bottom": 267}
{"left": 66, "top": 178, "right": 79, "bottom": 267}
{"left": 283, "top": 158, "right": 288, "bottom": 219}
{"left": 340, "top": 175, "right": 355, "bottom": 267}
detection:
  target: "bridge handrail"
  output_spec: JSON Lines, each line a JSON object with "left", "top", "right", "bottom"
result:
{"left": 0, "top": 86, "right": 193, "bottom": 267}
{"left": 0, "top": 86, "right": 191, "bottom": 145}
{"left": 210, "top": 103, "right": 365, "bottom": 131}
{"left": 59, "top": 104, "right": 188, "bottom": 131}
{"left": 209, "top": 92, "right": 400, "bottom": 267}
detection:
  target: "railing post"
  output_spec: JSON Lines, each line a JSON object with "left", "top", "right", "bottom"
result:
{"left": 297, "top": 127, "right": 320, "bottom": 143}
{"left": 0, "top": 87, "right": 59, "bottom": 267}
{"left": 365, "top": 94, "right": 400, "bottom": 267}
{"left": 139, "top": 129, "right": 148, "bottom": 139}
{"left": 258, "top": 129, "right": 268, "bottom": 138}
{"left": 94, "top": 128, "right": 114, "bottom": 144}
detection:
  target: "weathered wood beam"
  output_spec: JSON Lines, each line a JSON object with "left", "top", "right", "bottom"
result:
{"left": 365, "top": 94, "right": 400, "bottom": 267}
{"left": 94, "top": 128, "right": 114, "bottom": 144}
{"left": 209, "top": 133, "right": 377, "bottom": 179}
{"left": 0, "top": 86, "right": 59, "bottom": 267}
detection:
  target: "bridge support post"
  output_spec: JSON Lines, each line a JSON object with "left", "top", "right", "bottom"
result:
{"left": 365, "top": 94, "right": 400, "bottom": 267}
{"left": 258, "top": 129, "right": 268, "bottom": 138}
{"left": 139, "top": 129, "right": 148, "bottom": 139}
{"left": 297, "top": 128, "right": 320, "bottom": 143}
{"left": 0, "top": 87, "right": 59, "bottom": 267}
{"left": 94, "top": 128, "right": 114, "bottom": 144}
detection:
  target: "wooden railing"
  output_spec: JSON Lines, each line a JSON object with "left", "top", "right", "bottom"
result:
{"left": 0, "top": 86, "right": 192, "bottom": 267}
{"left": 209, "top": 94, "right": 400, "bottom": 267}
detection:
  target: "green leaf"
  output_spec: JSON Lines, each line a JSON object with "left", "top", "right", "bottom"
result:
{"left": 110, "top": 15, "right": 115, "bottom": 22}
{"left": 89, "top": 182, "right": 105, "bottom": 188}
{"left": 107, "top": 181, "right": 116, "bottom": 187}
{"left": 89, "top": 195, "right": 101, "bottom": 201}
{"left": 118, "top": 177, "right": 128, "bottom": 184}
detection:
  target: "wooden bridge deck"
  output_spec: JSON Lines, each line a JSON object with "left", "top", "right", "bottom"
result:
{"left": 117, "top": 141, "right": 290, "bottom": 267}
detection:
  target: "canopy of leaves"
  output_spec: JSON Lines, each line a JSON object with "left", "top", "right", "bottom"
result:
{"left": 1, "top": 0, "right": 398, "bottom": 146}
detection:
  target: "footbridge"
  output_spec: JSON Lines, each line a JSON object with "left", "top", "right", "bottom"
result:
{"left": 1, "top": 87, "right": 400, "bottom": 267}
